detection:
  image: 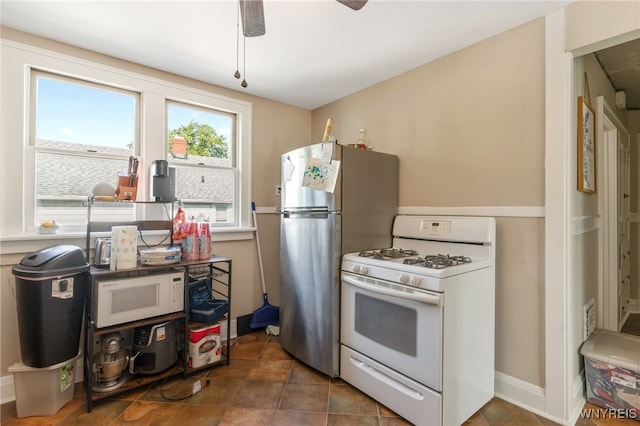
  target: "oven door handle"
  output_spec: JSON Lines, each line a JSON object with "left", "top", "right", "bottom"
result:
{"left": 342, "top": 274, "right": 442, "bottom": 306}
{"left": 349, "top": 356, "right": 425, "bottom": 400}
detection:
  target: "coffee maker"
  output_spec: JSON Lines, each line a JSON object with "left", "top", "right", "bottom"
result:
{"left": 150, "top": 160, "right": 176, "bottom": 202}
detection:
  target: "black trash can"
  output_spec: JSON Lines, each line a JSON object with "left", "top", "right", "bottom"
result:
{"left": 12, "top": 245, "right": 89, "bottom": 368}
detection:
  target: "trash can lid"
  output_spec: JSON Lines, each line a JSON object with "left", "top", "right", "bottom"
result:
{"left": 580, "top": 329, "right": 640, "bottom": 371}
{"left": 12, "top": 245, "right": 89, "bottom": 278}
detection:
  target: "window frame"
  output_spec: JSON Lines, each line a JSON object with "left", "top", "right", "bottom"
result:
{"left": 29, "top": 69, "right": 140, "bottom": 154}
{"left": 1, "top": 39, "right": 253, "bottom": 248}
{"left": 165, "top": 99, "right": 238, "bottom": 227}
{"left": 28, "top": 69, "right": 141, "bottom": 230}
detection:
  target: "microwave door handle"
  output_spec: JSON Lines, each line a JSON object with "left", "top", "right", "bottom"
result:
{"left": 342, "top": 274, "right": 442, "bottom": 306}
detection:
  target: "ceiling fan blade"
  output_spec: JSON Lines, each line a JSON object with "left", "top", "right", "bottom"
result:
{"left": 239, "top": 0, "right": 265, "bottom": 37}
{"left": 337, "top": 0, "right": 368, "bottom": 11}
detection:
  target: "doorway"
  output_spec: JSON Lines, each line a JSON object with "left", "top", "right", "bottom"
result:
{"left": 597, "top": 96, "right": 633, "bottom": 332}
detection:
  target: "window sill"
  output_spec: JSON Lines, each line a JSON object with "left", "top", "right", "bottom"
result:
{"left": 0, "top": 227, "right": 255, "bottom": 255}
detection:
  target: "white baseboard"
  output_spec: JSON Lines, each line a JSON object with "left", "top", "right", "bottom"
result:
{"left": 494, "top": 371, "right": 566, "bottom": 425}
{"left": 495, "top": 371, "right": 546, "bottom": 414}
{"left": 1, "top": 374, "right": 16, "bottom": 405}
{"left": 1, "top": 319, "right": 238, "bottom": 405}
{"left": 570, "top": 370, "right": 587, "bottom": 426}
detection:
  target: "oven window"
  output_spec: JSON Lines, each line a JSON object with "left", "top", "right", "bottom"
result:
{"left": 354, "top": 293, "right": 417, "bottom": 356}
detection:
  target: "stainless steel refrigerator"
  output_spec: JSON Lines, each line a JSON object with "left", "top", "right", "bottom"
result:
{"left": 280, "top": 142, "right": 398, "bottom": 377}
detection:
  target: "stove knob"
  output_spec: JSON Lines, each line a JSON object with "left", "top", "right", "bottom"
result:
{"left": 399, "top": 273, "right": 409, "bottom": 284}
{"left": 410, "top": 276, "right": 421, "bottom": 286}
{"left": 353, "top": 265, "right": 361, "bottom": 273}
{"left": 361, "top": 266, "right": 369, "bottom": 275}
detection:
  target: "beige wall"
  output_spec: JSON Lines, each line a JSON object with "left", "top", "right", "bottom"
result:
{"left": 314, "top": 19, "right": 547, "bottom": 386}
{"left": 314, "top": 19, "right": 545, "bottom": 208}
{"left": 566, "top": 0, "right": 640, "bottom": 55}
{"left": 0, "top": 28, "right": 310, "bottom": 377}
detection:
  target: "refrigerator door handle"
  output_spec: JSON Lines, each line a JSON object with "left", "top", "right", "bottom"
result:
{"left": 282, "top": 210, "right": 341, "bottom": 219}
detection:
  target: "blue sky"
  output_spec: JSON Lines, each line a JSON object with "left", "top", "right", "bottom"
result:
{"left": 36, "top": 76, "right": 231, "bottom": 148}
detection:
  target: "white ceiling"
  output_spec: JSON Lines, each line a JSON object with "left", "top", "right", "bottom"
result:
{"left": 2, "top": 0, "right": 574, "bottom": 110}
{"left": 595, "top": 38, "right": 640, "bottom": 110}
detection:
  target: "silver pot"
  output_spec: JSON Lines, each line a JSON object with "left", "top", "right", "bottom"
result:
{"left": 94, "top": 238, "right": 111, "bottom": 267}
{"left": 93, "top": 348, "right": 130, "bottom": 385}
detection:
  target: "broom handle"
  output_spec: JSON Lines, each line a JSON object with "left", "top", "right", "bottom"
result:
{"left": 252, "top": 202, "right": 268, "bottom": 295}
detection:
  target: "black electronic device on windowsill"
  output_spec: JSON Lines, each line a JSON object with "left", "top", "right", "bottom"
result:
{"left": 150, "top": 160, "right": 176, "bottom": 202}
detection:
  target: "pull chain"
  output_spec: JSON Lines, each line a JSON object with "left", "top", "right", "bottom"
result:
{"left": 240, "top": 0, "right": 248, "bottom": 88}
{"left": 233, "top": 1, "right": 241, "bottom": 79}
{"left": 241, "top": 35, "right": 247, "bottom": 88}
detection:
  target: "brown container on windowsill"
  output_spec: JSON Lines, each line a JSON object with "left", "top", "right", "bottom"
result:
{"left": 116, "top": 175, "right": 138, "bottom": 201}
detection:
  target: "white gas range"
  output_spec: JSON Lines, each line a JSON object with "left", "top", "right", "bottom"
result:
{"left": 340, "top": 215, "right": 496, "bottom": 426}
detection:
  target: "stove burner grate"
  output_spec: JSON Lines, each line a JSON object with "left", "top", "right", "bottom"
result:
{"left": 358, "top": 248, "right": 419, "bottom": 260}
{"left": 403, "top": 254, "right": 472, "bottom": 269}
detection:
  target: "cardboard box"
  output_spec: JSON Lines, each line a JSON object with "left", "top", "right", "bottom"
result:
{"left": 581, "top": 329, "right": 640, "bottom": 418}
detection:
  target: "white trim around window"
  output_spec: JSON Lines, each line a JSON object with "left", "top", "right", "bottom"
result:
{"left": 1, "top": 39, "right": 253, "bottom": 252}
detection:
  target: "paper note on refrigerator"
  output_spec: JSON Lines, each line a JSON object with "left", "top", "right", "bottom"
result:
{"left": 323, "top": 161, "right": 340, "bottom": 193}
{"left": 302, "top": 158, "right": 340, "bottom": 193}
{"left": 283, "top": 156, "right": 295, "bottom": 182}
{"left": 321, "top": 143, "right": 333, "bottom": 164}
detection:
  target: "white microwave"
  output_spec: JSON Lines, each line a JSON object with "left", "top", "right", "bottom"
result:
{"left": 94, "top": 271, "right": 185, "bottom": 328}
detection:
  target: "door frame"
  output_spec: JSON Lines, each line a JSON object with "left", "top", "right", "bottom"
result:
{"left": 596, "top": 96, "right": 631, "bottom": 331}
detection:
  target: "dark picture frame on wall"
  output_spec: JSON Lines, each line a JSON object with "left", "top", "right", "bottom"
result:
{"left": 577, "top": 96, "right": 596, "bottom": 194}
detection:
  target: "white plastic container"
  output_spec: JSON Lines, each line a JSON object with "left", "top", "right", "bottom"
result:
{"left": 8, "top": 353, "right": 79, "bottom": 418}
{"left": 580, "top": 329, "right": 640, "bottom": 414}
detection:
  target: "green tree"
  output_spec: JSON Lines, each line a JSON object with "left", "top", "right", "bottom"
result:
{"left": 168, "top": 121, "right": 228, "bottom": 158}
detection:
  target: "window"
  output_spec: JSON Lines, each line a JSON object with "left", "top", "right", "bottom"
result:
{"left": 31, "top": 71, "right": 138, "bottom": 225}
{"left": 166, "top": 101, "right": 236, "bottom": 226}
{"left": 2, "top": 39, "right": 252, "bottom": 239}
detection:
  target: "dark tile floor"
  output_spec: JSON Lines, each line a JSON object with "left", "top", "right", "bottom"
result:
{"left": 0, "top": 330, "right": 634, "bottom": 425}
{"left": 621, "top": 313, "right": 640, "bottom": 337}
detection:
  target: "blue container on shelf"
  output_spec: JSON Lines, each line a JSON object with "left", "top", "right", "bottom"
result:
{"left": 188, "top": 278, "right": 228, "bottom": 323}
